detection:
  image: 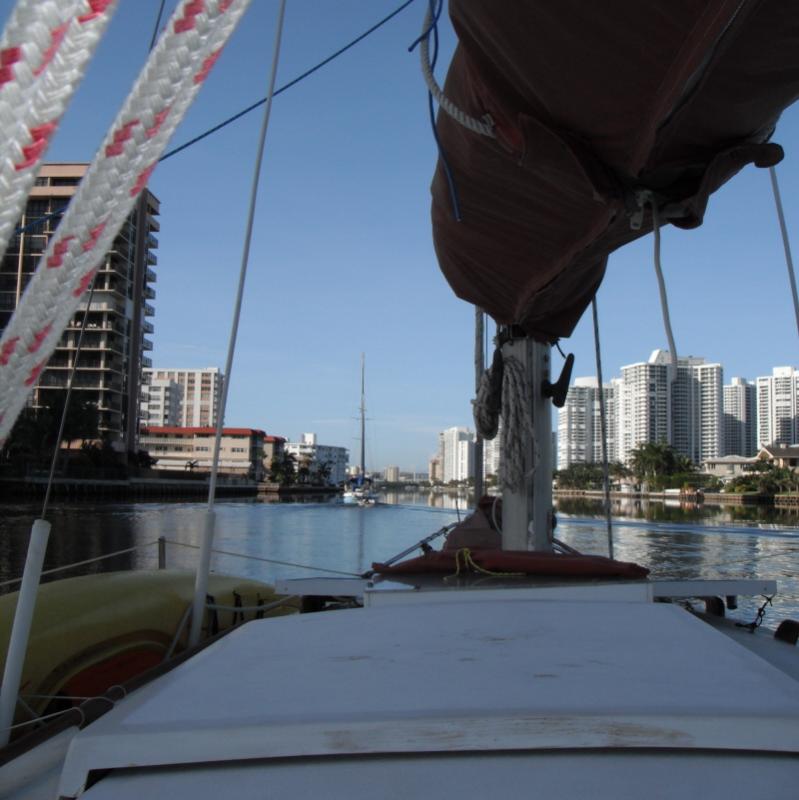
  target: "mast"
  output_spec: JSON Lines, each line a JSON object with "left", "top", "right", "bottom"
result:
{"left": 359, "top": 352, "right": 366, "bottom": 477}
{"left": 500, "top": 335, "right": 553, "bottom": 552}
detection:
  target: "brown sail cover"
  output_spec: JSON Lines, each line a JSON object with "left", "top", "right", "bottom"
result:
{"left": 431, "top": 1, "right": 799, "bottom": 341}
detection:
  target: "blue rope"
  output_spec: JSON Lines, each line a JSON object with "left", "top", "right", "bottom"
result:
{"left": 417, "top": 0, "right": 461, "bottom": 221}
{"left": 160, "top": 0, "right": 419, "bottom": 163}
{"left": 12, "top": 0, "right": 421, "bottom": 237}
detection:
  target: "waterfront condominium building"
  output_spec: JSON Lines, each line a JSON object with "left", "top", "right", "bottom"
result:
{"left": 618, "top": 352, "right": 671, "bottom": 464}
{"left": 0, "top": 163, "right": 159, "bottom": 450}
{"left": 384, "top": 465, "right": 400, "bottom": 482}
{"left": 142, "top": 367, "right": 223, "bottom": 428}
{"left": 557, "top": 377, "right": 619, "bottom": 469}
{"left": 723, "top": 377, "right": 757, "bottom": 456}
{"left": 140, "top": 426, "right": 265, "bottom": 478}
{"left": 617, "top": 350, "right": 722, "bottom": 465}
{"left": 283, "top": 432, "right": 349, "bottom": 485}
{"left": 438, "top": 426, "right": 475, "bottom": 483}
{"left": 140, "top": 377, "right": 181, "bottom": 427}
{"left": 756, "top": 366, "right": 799, "bottom": 447}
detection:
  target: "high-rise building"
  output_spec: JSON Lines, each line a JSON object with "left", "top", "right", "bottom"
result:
{"left": 723, "top": 377, "right": 756, "bottom": 456}
{"left": 143, "top": 367, "right": 223, "bottom": 428}
{"left": 428, "top": 455, "right": 442, "bottom": 483}
{"left": 140, "top": 377, "right": 181, "bottom": 427}
{"left": 438, "top": 426, "right": 475, "bottom": 482}
{"left": 617, "top": 350, "right": 722, "bottom": 465}
{"left": 557, "top": 377, "right": 619, "bottom": 469}
{"left": 0, "top": 163, "right": 159, "bottom": 450}
{"left": 618, "top": 353, "right": 671, "bottom": 464}
{"left": 692, "top": 360, "right": 724, "bottom": 463}
{"left": 384, "top": 465, "right": 400, "bottom": 482}
{"left": 756, "top": 366, "right": 799, "bottom": 447}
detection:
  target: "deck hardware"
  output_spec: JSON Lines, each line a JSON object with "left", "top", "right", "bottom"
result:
{"left": 774, "top": 619, "right": 799, "bottom": 645}
{"left": 735, "top": 595, "right": 774, "bottom": 632}
{"left": 542, "top": 352, "right": 574, "bottom": 408}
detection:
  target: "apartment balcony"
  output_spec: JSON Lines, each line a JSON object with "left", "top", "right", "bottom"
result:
{"left": 144, "top": 286, "right": 156, "bottom": 300}
{"left": 146, "top": 252, "right": 157, "bottom": 266}
{"left": 77, "top": 300, "right": 124, "bottom": 315}
{"left": 141, "top": 355, "right": 152, "bottom": 369}
{"left": 142, "top": 337, "right": 153, "bottom": 351}
{"left": 146, "top": 268, "right": 156, "bottom": 283}
{"left": 147, "top": 232, "right": 159, "bottom": 249}
{"left": 39, "top": 374, "right": 121, "bottom": 391}
{"left": 144, "top": 303, "right": 155, "bottom": 317}
{"left": 142, "top": 320, "right": 154, "bottom": 334}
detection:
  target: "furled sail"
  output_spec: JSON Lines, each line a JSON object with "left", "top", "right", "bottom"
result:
{"left": 431, "top": 0, "right": 799, "bottom": 341}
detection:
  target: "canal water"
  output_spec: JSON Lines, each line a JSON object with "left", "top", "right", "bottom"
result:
{"left": 1, "top": 493, "right": 797, "bottom": 630}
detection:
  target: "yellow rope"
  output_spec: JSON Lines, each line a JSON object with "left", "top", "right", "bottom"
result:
{"left": 445, "top": 548, "right": 524, "bottom": 580}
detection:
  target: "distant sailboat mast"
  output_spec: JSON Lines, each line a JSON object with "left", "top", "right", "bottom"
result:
{"left": 359, "top": 352, "right": 366, "bottom": 478}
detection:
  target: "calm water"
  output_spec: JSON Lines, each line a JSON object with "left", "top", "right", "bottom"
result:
{"left": 1, "top": 493, "right": 797, "bottom": 630}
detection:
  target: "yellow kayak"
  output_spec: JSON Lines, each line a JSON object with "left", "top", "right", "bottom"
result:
{"left": 0, "top": 570, "right": 294, "bottom": 727}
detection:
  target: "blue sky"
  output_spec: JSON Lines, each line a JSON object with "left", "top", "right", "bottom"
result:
{"left": 6, "top": 0, "right": 799, "bottom": 471}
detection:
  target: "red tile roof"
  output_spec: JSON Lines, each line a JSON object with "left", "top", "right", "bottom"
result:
{"left": 141, "top": 426, "right": 266, "bottom": 437}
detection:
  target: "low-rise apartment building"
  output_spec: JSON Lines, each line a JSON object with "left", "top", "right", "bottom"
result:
{"left": 283, "top": 433, "right": 348, "bottom": 485}
{"left": 140, "top": 426, "right": 266, "bottom": 479}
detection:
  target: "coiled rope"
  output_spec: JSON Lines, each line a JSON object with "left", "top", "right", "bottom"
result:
{"left": 473, "top": 349, "right": 534, "bottom": 493}
{"left": 0, "top": 0, "right": 117, "bottom": 267}
{"left": 0, "top": 0, "right": 255, "bottom": 444}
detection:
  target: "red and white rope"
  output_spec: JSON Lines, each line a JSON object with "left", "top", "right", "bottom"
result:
{"left": 0, "top": 0, "right": 118, "bottom": 265}
{"left": 0, "top": 0, "right": 254, "bottom": 442}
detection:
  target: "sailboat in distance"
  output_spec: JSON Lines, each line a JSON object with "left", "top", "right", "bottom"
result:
{"left": 342, "top": 353, "right": 376, "bottom": 506}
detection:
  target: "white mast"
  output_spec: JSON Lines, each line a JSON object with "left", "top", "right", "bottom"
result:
{"left": 500, "top": 336, "right": 553, "bottom": 551}
{"left": 359, "top": 353, "right": 366, "bottom": 477}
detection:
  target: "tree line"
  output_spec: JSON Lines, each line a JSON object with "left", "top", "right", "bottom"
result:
{"left": 555, "top": 441, "right": 799, "bottom": 494}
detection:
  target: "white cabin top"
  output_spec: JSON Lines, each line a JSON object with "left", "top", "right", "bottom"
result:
{"left": 57, "top": 584, "right": 799, "bottom": 798}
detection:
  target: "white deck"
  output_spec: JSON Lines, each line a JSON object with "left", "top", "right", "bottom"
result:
{"left": 58, "top": 588, "right": 799, "bottom": 797}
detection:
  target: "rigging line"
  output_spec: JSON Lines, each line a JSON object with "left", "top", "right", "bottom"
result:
{"left": 591, "top": 297, "right": 614, "bottom": 561}
{"left": 40, "top": 275, "right": 99, "bottom": 520}
{"left": 0, "top": 540, "right": 161, "bottom": 589}
{"left": 160, "top": 0, "right": 418, "bottom": 163}
{"left": 417, "top": 0, "right": 493, "bottom": 137}
{"left": 165, "top": 539, "right": 362, "bottom": 577}
{"left": 768, "top": 166, "right": 799, "bottom": 339}
{"left": 190, "top": 0, "right": 288, "bottom": 648}
{"left": 649, "top": 196, "right": 679, "bottom": 374}
{"left": 148, "top": 0, "right": 167, "bottom": 53}
{"left": 421, "top": 0, "right": 461, "bottom": 220}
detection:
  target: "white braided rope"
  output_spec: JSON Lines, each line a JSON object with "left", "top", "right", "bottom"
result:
{"left": 418, "top": 4, "right": 494, "bottom": 138}
{"left": 0, "top": 0, "right": 117, "bottom": 264}
{"left": 0, "top": 0, "right": 254, "bottom": 442}
{"left": 499, "top": 354, "right": 535, "bottom": 492}
{"left": 473, "top": 367, "right": 499, "bottom": 440}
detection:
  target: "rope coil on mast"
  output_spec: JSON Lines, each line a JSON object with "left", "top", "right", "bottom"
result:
{"left": 0, "top": 0, "right": 255, "bottom": 444}
{"left": 473, "top": 347, "right": 535, "bottom": 493}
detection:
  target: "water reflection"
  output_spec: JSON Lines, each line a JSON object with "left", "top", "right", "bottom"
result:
{"left": 0, "top": 494, "right": 796, "bottom": 630}
{"left": 556, "top": 495, "right": 799, "bottom": 527}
